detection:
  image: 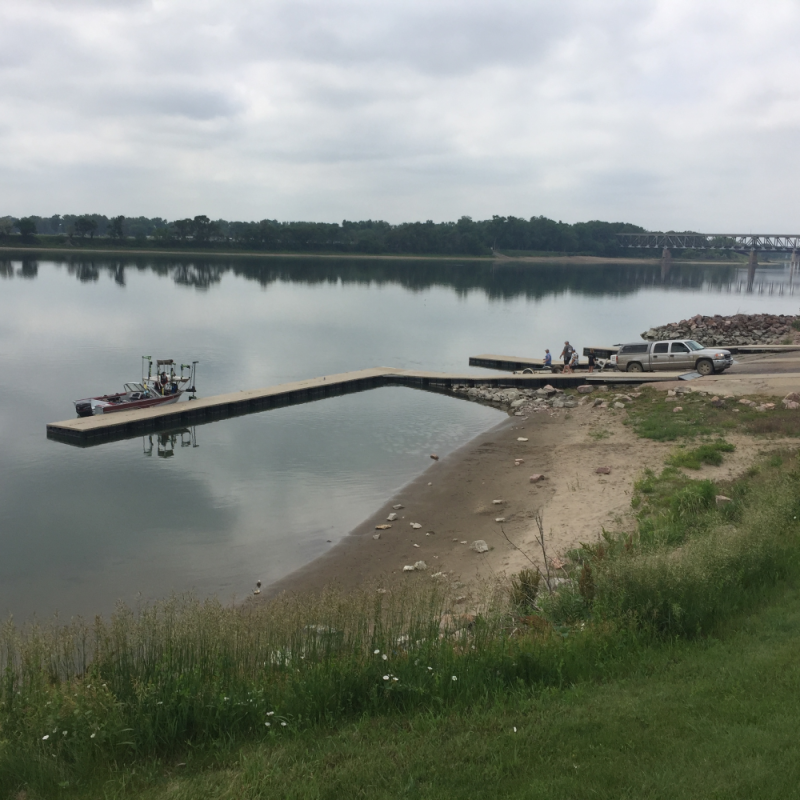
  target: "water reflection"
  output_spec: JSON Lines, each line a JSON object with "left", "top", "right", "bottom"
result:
{"left": 143, "top": 427, "right": 198, "bottom": 458}
{"left": 2, "top": 250, "right": 797, "bottom": 298}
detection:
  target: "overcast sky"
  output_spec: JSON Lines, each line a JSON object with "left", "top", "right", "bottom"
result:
{"left": 2, "top": 0, "right": 798, "bottom": 229}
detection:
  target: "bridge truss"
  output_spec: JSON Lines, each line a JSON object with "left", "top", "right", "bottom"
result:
{"left": 617, "top": 233, "right": 800, "bottom": 252}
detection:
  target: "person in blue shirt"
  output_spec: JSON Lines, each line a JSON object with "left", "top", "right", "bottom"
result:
{"left": 543, "top": 349, "right": 552, "bottom": 369}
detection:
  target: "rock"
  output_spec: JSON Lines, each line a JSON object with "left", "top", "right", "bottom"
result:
{"left": 593, "top": 397, "right": 604, "bottom": 407}
{"left": 431, "top": 571, "right": 444, "bottom": 578}
{"left": 614, "top": 394, "right": 633, "bottom": 402}
{"left": 510, "top": 399, "right": 526, "bottom": 409}
{"left": 763, "top": 403, "right": 776, "bottom": 410}
{"left": 784, "top": 392, "right": 800, "bottom": 403}
{"left": 375, "top": 524, "right": 392, "bottom": 530}
{"left": 667, "top": 389, "right": 676, "bottom": 396}
{"left": 577, "top": 385, "right": 594, "bottom": 394}
{"left": 613, "top": 402, "right": 625, "bottom": 409}
{"left": 410, "top": 522, "right": 422, "bottom": 529}
{"left": 598, "top": 401, "right": 609, "bottom": 409}
{"left": 552, "top": 398, "right": 565, "bottom": 408}
{"left": 413, "top": 543, "right": 420, "bottom": 548}
{"left": 492, "top": 499, "right": 504, "bottom": 504}
{"left": 494, "top": 517, "right": 506, "bottom": 523}
{"left": 372, "top": 533, "right": 381, "bottom": 540}
{"left": 387, "top": 513, "right": 397, "bottom": 522}
{"left": 414, "top": 561, "right": 427, "bottom": 571}
{"left": 595, "top": 466, "right": 611, "bottom": 474}
{"left": 785, "top": 401, "right": 800, "bottom": 410}
{"left": 393, "top": 504, "right": 404, "bottom": 509}
{"left": 673, "top": 406, "right": 683, "bottom": 412}
{"left": 564, "top": 400, "right": 578, "bottom": 408}
{"left": 430, "top": 454, "right": 439, "bottom": 460}
{"left": 403, "top": 565, "right": 416, "bottom": 572}
{"left": 517, "top": 437, "right": 529, "bottom": 442}
{"left": 529, "top": 473, "right": 546, "bottom": 482}
{"left": 470, "top": 540, "right": 490, "bottom": 553}
{"left": 716, "top": 495, "right": 732, "bottom": 507}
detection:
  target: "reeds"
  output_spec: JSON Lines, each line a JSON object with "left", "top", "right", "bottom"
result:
{"left": 3, "top": 452, "right": 800, "bottom": 789}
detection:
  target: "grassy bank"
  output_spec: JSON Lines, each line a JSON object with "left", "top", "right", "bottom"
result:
{"left": 3, "top": 423, "right": 800, "bottom": 798}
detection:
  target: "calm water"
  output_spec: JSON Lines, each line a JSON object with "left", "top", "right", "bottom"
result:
{"left": 1, "top": 253, "right": 798, "bottom": 621}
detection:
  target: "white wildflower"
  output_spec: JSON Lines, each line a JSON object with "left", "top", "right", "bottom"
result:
{"left": 42, "top": 734, "right": 49, "bottom": 741}
{"left": 90, "top": 733, "right": 96, "bottom": 739}
{"left": 452, "top": 676, "right": 457, "bottom": 681}
{"left": 267, "top": 711, "right": 274, "bottom": 716}
{"left": 383, "top": 675, "right": 390, "bottom": 681}
{"left": 265, "top": 722, "right": 271, "bottom": 727}
{"left": 382, "top": 654, "right": 388, "bottom": 661}
{"left": 374, "top": 649, "right": 380, "bottom": 655}
{"left": 280, "top": 722, "right": 287, "bottom": 727}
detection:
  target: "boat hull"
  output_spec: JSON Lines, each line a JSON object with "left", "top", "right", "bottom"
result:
{"left": 75, "top": 392, "right": 183, "bottom": 417}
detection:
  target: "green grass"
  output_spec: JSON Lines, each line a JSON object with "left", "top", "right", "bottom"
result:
{"left": 666, "top": 439, "right": 735, "bottom": 469}
{"left": 64, "top": 581, "right": 800, "bottom": 800}
{"left": 626, "top": 387, "right": 800, "bottom": 441}
{"left": 4, "top": 449, "right": 800, "bottom": 799}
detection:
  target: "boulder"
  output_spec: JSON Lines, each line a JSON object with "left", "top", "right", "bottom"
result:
{"left": 529, "top": 474, "right": 546, "bottom": 483}
{"left": 716, "top": 495, "right": 732, "bottom": 507}
{"left": 673, "top": 406, "right": 683, "bottom": 412}
{"left": 577, "top": 385, "right": 594, "bottom": 394}
{"left": 595, "top": 466, "right": 611, "bottom": 474}
{"left": 470, "top": 540, "right": 490, "bottom": 553}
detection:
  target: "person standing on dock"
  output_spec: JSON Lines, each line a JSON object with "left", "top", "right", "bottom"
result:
{"left": 587, "top": 348, "right": 596, "bottom": 373}
{"left": 544, "top": 349, "right": 552, "bottom": 370}
{"left": 560, "top": 341, "right": 574, "bottom": 372}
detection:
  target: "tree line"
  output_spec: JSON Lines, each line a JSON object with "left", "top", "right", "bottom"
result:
{"left": 0, "top": 213, "right": 647, "bottom": 257}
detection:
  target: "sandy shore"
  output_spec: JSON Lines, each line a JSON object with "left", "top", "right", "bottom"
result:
{"left": 1, "top": 245, "right": 737, "bottom": 267}
{"left": 259, "top": 367, "right": 800, "bottom": 604}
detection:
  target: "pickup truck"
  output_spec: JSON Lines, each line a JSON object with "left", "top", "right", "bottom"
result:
{"left": 610, "top": 339, "right": 733, "bottom": 375}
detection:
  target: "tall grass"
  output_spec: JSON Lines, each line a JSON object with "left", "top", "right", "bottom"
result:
{"left": 3, "top": 452, "right": 800, "bottom": 796}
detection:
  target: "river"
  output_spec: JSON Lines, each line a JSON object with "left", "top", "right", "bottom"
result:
{"left": 1, "top": 252, "right": 797, "bottom": 621}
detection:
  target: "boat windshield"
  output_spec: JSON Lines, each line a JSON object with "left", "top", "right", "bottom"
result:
{"left": 685, "top": 341, "right": 705, "bottom": 351}
{"left": 124, "top": 383, "right": 146, "bottom": 393}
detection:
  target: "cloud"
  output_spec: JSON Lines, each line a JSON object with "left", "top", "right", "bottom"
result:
{"left": 1, "top": 0, "right": 799, "bottom": 229}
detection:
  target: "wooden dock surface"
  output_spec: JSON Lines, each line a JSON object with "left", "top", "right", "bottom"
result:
{"left": 47, "top": 364, "right": 695, "bottom": 447}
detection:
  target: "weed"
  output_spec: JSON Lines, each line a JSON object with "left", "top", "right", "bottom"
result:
{"left": 508, "top": 569, "right": 541, "bottom": 613}
{"left": 667, "top": 439, "right": 735, "bottom": 469}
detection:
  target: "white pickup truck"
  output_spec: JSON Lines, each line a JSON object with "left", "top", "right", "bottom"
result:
{"left": 610, "top": 339, "right": 733, "bottom": 375}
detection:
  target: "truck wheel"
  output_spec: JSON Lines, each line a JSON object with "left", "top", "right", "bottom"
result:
{"left": 696, "top": 359, "right": 714, "bottom": 376}
{"left": 626, "top": 362, "right": 643, "bottom": 373}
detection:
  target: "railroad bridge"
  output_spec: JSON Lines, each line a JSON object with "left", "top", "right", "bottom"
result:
{"left": 617, "top": 233, "right": 800, "bottom": 270}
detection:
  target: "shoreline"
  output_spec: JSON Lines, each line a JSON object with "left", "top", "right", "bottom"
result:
{"left": 256, "top": 390, "right": 660, "bottom": 603}
{"left": 0, "top": 245, "right": 751, "bottom": 266}
{"left": 258, "top": 365, "right": 800, "bottom": 604}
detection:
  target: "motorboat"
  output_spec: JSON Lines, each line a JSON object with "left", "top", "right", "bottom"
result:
{"left": 74, "top": 357, "right": 198, "bottom": 417}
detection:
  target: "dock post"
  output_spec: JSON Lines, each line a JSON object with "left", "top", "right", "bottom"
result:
{"left": 747, "top": 249, "right": 758, "bottom": 292}
{"left": 660, "top": 246, "right": 672, "bottom": 280}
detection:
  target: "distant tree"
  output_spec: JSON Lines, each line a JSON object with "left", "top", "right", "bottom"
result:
{"left": 0, "top": 217, "right": 16, "bottom": 239}
{"left": 192, "top": 215, "right": 220, "bottom": 244}
{"left": 15, "top": 217, "right": 37, "bottom": 241}
{"left": 171, "top": 219, "right": 193, "bottom": 242}
{"left": 73, "top": 216, "right": 98, "bottom": 239}
{"left": 109, "top": 215, "right": 125, "bottom": 241}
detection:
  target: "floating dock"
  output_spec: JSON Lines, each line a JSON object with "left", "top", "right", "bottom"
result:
{"left": 470, "top": 348, "right": 619, "bottom": 373}
{"left": 48, "top": 364, "right": 690, "bottom": 448}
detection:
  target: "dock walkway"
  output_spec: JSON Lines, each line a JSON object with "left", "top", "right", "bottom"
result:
{"left": 48, "top": 365, "right": 688, "bottom": 447}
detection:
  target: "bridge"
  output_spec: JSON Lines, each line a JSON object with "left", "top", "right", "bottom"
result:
{"left": 617, "top": 233, "right": 800, "bottom": 252}
{"left": 616, "top": 232, "right": 800, "bottom": 271}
